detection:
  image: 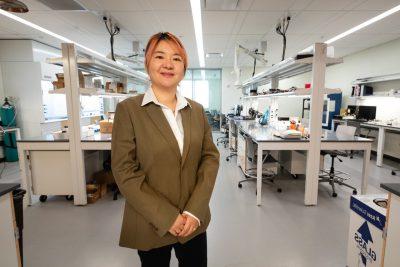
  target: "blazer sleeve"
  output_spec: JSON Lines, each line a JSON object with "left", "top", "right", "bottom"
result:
{"left": 184, "top": 107, "right": 220, "bottom": 223}
{"left": 111, "top": 102, "right": 180, "bottom": 237}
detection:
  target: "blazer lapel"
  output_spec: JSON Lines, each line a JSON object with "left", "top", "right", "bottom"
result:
{"left": 181, "top": 106, "right": 191, "bottom": 166}
{"left": 144, "top": 103, "right": 181, "bottom": 159}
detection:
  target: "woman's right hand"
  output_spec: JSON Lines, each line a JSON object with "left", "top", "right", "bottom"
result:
{"left": 168, "top": 214, "right": 187, "bottom": 236}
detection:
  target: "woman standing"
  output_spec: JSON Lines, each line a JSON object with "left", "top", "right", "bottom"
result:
{"left": 111, "top": 32, "right": 220, "bottom": 267}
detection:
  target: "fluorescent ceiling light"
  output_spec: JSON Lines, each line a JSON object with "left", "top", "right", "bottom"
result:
{"left": 300, "top": 4, "right": 400, "bottom": 53}
{"left": 325, "top": 4, "right": 400, "bottom": 44}
{"left": 190, "top": 0, "right": 205, "bottom": 68}
{"left": 0, "top": 9, "right": 105, "bottom": 58}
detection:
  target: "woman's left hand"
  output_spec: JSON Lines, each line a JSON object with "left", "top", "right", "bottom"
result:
{"left": 178, "top": 214, "right": 199, "bottom": 237}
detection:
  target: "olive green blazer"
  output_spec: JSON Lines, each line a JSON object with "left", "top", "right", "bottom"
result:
{"left": 111, "top": 94, "right": 220, "bottom": 251}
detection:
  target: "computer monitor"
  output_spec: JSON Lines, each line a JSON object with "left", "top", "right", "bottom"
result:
{"left": 357, "top": 106, "right": 376, "bottom": 121}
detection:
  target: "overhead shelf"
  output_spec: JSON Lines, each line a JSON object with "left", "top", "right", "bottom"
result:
{"left": 353, "top": 73, "right": 400, "bottom": 84}
{"left": 243, "top": 87, "right": 341, "bottom": 99}
{"left": 240, "top": 56, "right": 343, "bottom": 88}
{"left": 49, "top": 88, "right": 137, "bottom": 98}
{"left": 46, "top": 55, "right": 149, "bottom": 84}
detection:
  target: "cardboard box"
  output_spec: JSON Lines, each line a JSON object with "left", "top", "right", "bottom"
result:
{"left": 86, "top": 184, "right": 100, "bottom": 204}
{"left": 105, "top": 81, "right": 115, "bottom": 92}
{"left": 99, "top": 120, "right": 113, "bottom": 133}
{"left": 116, "top": 82, "right": 125, "bottom": 93}
{"left": 99, "top": 183, "right": 107, "bottom": 198}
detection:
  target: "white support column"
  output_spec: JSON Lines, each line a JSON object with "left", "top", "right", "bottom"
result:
{"left": 361, "top": 146, "right": 371, "bottom": 194}
{"left": 304, "top": 43, "right": 327, "bottom": 206}
{"left": 62, "top": 43, "right": 87, "bottom": 205}
{"left": 376, "top": 126, "right": 385, "bottom": 167}
{"left": 271, "top": 77, "right": 279, "bottom": 89}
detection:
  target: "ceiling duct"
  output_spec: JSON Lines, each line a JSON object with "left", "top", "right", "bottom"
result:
{"left": 204, "top": 0, "right": 239, "bottom": 10}
{"left": 36, "top": 0, "right": 86, "bottom": 11}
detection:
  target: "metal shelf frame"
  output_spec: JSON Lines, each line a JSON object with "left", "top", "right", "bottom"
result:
{"left": 240, "top": 56, "right": 342, "bottom": 89}
{"left": 242, "top": 43, "right": 343, "bottom": 206}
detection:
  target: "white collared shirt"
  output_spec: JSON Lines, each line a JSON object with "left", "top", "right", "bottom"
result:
{"left": 141, "top": 87, "right": 200, "bottom": 226}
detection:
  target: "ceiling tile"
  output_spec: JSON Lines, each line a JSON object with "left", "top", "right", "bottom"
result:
{"left": 154, "top": 11, "right": 194, "bottom": 36}
{"left": 356, "top": 0, "right": 400, "bottom": 11}
{"left": 110, "top": 11, "right": 160, "bottom": 35}
{"left": 203, "top": 11, "right": 238, "bottom": 34}
{"left": 146, "top": 0, "right": 191, "bottom": 11}
{"left": 250, "top": 0, "right": 311, "bottom": 11}
{"left": 288, "top": 11, "right": 342, "bottom": 34}
{"left": 306, "top": 0, "right": 365, "bottom": 11}
{"left": 238, "top": 12, "right": 285, "bottom": 35}
{"left": 79, "top": 0, "right": 149, "bottom": 11}
{"left": 204, "top": 35, "right": 229, "bottom": 53}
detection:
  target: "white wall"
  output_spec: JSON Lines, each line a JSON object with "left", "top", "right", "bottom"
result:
{"left": 221, "top": 67, "right": 264, "bottom": 114}
{"left": 278, "top": 37, "right": 400, "bottom": 120}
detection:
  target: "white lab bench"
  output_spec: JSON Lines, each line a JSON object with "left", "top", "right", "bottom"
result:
{"left": 234, "top": 120, "right": 373, "bottom": 206}
{"left": 332, "top": 119, "right": 400, "bottom": 167}
{"left": 360, "top": 122, "right": 400, "bottom": 167}
{"left": 17, "top": 133, "right": 110, "bottom": 206}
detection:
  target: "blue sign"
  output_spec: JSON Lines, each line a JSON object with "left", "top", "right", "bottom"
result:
{"left": 350, "top": 196, "right": 386, "bottom": 231}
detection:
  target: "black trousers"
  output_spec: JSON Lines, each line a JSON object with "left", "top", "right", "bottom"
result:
{"left": 137, "top": 232, "right": 207, "bottom": 267}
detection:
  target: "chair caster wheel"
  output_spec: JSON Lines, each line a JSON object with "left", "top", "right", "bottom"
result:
{"left": 66, "top": 195, "right": 74, "bottom": 201}
{"left": 392, "top": 171, "right": 396, "bottom": 175}
{"left": 332, "top": 192, "right": 338, "bottom": 197}
{"left": 238, "top": 183, "right": 242, "bottom": 188}
{"left": 352, "top": 190, "right": 357, "bottom": 195}
{"left": 277, "top": 188, "right": 282, "bottom": 193}
{"left": 39, "top": 195, "right": 47, "bottom": 202}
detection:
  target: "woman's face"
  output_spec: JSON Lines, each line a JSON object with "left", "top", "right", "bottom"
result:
{"left": 147, "top": 40, "right": 185, "bottom": 90}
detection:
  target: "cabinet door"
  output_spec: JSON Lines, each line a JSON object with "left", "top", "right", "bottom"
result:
{"left": 30, "top": 151, "right": 73, "bottom": 196}
{"left": 0, "top": 194, "right": 20, "bottom": 267}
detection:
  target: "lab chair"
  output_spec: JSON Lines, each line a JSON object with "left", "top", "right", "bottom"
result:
{"left": 238, "top": 133, "right": 282, "bottom": 193}
{"left": 319, "top": 125, "right": 358, "bottom": 197}
{"left": 216, "top": 114, "right": 228, "bottom": 148}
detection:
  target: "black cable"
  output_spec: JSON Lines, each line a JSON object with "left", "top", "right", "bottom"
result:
{"left": 103, "top": 17, "right": 120, "bottom": 61}
{"left": 252, "top": 58, "right": 256, "bottom": 77}
{"left": 276, "top": 16, "right": 291, "bottom": 61}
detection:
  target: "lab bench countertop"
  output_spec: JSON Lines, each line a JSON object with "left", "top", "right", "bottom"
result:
{"left": 380, "top": 183, "right": 400, "bottom": 197}
{"left": 0, "top": 183, "right": 20, "bottom": 197}
{"left": 17, "top": 133, "right": 112, "bottom": 143}
{"left": 236, "top": 120, "right": 373, "bottom": 143}
{"left": 361, "top": 121, "right": 400, "bottom": 131}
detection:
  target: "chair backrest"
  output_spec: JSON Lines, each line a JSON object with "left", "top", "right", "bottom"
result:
{"left": 245, "top": 134, "right": 257, "bottom": 160}
{"left": 336, "top": 125, "right": 356, "bottom": 137}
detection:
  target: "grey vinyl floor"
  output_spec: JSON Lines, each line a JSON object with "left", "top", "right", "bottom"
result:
{"left": 1, "top": 134, "right": 399, "bottom": 267}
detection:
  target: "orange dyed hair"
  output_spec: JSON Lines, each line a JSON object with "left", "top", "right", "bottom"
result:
{"left": 144, "top": 32, "right": 188, "bottom": 72}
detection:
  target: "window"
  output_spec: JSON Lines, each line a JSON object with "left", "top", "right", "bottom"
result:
{"left": 177, "top": 69, "right": 221, "bottom": 112}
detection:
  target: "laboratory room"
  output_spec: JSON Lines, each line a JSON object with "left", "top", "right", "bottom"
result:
{"left": 1, "top": 0, "right": 400, "bottom": 266}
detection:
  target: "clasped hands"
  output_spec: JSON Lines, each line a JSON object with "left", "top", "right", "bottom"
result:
{"left": 168, "top": 213, "right": 199, "bottom": 237}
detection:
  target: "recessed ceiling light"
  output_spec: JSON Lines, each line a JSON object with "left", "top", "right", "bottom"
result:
{"left": 206, "top": 52, "right": 223, "bottom": 58}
